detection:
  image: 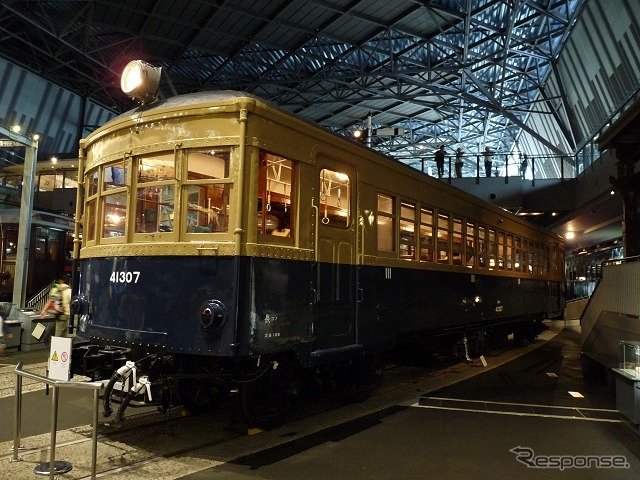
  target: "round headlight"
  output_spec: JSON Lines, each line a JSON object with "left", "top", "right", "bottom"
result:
{"left": 121, "top": 60, "right": 162, "bottom": 103}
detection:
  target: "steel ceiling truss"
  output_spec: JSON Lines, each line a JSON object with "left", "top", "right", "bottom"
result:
{"left": 0, "top": 0, "right": 585, "bottom": 173}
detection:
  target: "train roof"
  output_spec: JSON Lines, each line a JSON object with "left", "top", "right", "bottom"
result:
{"left": 113, "top": 90, "right": 273, "bottom": 121}
{"left": 0, "top": 208, "right": 74, "bottom": 230}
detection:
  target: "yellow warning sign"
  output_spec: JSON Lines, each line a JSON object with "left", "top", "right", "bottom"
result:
{"left": 51, "top": 351, "right": 58, "bottom": 361}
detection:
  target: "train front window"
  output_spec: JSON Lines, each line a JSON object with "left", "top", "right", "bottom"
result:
{"left": 104, "top": 160, "right": 129, "bottom": 190}
{"left": 88, "top": 170, "right": 99, "bottom": 196}
{"left": 258, "top": 152, "right": 295, "bottom": 237}
{"left": 134, "top": 153, "right": 175, "bottom": 235}
{"left": 86, "top": 200, "right": 96, "bottom": 242}
{"left": 184, "top": 149, "right": 231, "bottom": 233}
{"left": 138, "top": 155, "right": 175, "bottom": 182}
{"left": 102, "top": 191, "right": 127, "bottom": 237}
{"left": 136, "top": 185, "right": 175, "bottom": 233}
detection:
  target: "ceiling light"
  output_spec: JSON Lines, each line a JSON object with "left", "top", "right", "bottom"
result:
{"left": 566, "top": 231, "right": 575, "bottom": 239}
{"left": 121, "top": 60, "right": 162, "bottom": 104}
{"left": 11, "top": 125, "right": 21, "bottom": 133}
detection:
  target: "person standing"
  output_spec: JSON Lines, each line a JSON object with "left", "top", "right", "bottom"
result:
{"left": 435, "top": 145, "right": 446, "bottom": 178}
{"left": 483, "top": 146, "right": 493, "bottom": 177}
{"left": 42, "top": 274, "right": 72, "bottom": 337}
{"left": 455, "top": 147, "right": 464, "bottom": 178}
{"left": 520, "top": 154, "right": 528, "bottom": 178}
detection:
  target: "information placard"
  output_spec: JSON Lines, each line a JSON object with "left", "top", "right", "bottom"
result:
{"left": 48, "top": 336, "right": 73, "bottom": 381}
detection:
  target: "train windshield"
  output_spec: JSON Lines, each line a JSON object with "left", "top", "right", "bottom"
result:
{"left": 85, "top": 148, "right": 232, "bottom": 242}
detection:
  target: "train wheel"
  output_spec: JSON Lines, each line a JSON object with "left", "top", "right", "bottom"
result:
{"left": 342, "top": 357, "right": 383, "bottom": 403}
{"left": 178, "top": 379, "right": 231, "bottom": 414}
{"left": 240, "top": 365, "right": 296, "bottom": 429}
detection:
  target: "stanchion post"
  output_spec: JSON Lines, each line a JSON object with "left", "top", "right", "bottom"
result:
{"left": 92, "top": 388, "right": 99, "bottom": 479}
{"left": 49, "top": 385, "right": 59, "bottom": 480}
{"left": 11, "top": 362, "right": 23, "bottom": 462}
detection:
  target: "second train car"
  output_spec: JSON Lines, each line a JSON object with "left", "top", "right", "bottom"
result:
{"left": 71, "top": 70, "right": 565, "bottom": 427}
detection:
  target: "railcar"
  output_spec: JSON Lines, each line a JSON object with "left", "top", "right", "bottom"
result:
{"left": 70, "top": 85, "right": 564, "bottom": 427}
{"left": 0, "top": 207, "right": 74, "bottom": 303}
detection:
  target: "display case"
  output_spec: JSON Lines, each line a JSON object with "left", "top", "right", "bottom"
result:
{"left": 619, "top": 340, "right": 640, "bottom": 378}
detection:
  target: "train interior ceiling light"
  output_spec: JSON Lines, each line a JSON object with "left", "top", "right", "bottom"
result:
{"left": 120, "top": 60, "right": 162, "bottom": 104}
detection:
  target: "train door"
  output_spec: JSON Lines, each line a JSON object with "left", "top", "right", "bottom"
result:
{"left": 311, "top": 160, "right": 360, "bottom": 355}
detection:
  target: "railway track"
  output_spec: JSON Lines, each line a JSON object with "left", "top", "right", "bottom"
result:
{"left": 0, "top": 327, "right": 560, "bottom": 479}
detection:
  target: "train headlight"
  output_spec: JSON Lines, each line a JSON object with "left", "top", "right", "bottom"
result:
{"left": 121, "top": 60, "right": 162, "bottom": 104}
{"left": 199, "top": 299, "right": 227, "bottom": 329}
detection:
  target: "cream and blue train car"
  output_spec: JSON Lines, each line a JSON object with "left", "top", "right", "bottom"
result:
{"left": 71, "top": 85, "right": 564, "bottom": 426}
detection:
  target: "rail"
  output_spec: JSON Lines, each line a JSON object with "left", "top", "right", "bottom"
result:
{"left": 25, "top": 281, "right": 54, "bottom": 311}
{"left": 12, "top": 362, "right": 103, "bottom": 480}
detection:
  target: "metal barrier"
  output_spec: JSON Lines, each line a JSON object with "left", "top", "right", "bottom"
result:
{"left": 12, "top": 362, "right": 103, "bottom": 480}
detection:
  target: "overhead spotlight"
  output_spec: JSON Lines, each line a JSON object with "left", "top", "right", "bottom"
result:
{"left": 353, "top": 129, "right": 367, "bottom": 141}
{"left": 51, "top": 156, "right": 58, "bottom": 164}
{"left": 11, "top": 125, "right": 21, "bottom": 133}
{"left": 566, "top": 231, "right": 575, "bottom": 240}
{"left": 610, "top": 190, "right": 615, "bottom": 195}
{"left": 120, "top": 60, "right": 162, "bottom": 104}
{"left": 32, "top": 133, "right": 40, "bottom": 141}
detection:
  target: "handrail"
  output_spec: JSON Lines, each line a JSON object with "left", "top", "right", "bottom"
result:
{"left": 25, "top": 281, "right": 54, "bottom": 311}
{"left": 13, "top": 362, "right": 104, "bottom": 480}
{"left": 601, "top": 254, "right": 640, "bottom": 267}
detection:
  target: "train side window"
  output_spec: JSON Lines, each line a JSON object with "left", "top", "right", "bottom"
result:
{"left": 319, "top": 168, "right": 349, "bottom": 228}
{"left": 86, "top": 199, "right": 96, "bottom": 242}
{"left": 259, "top": 151, "right": 295, "bottom": 237}
{"left": 400, "top": 201, "right": 416, "bottom": 260}
{"left": 478, "top": 226, "right": 486, "bottom": 268}
{"left": 524, "top": 239, "right": 533, "bottom": 273}
{"left": 487, "top": 228, "right": 496, "bottom": 269}
{"left": 452, "top": 218, "right": 463, "bottom": 265}
{"left": 506, "top": 234, "right": 513, "bottom": 270}
{"left": 497, "top": 231, "right": 505, "bottom": 270}
{"left": 184, "top": 149, "right": 231, "bottom": 234}
{"left": 377, "top": 193, "right": 395, "bottom": 253}
{"left": 5, "top": 175, "right": 21, "bottom": 188}
{"left": 514, "top": 236, "right": 522, "bottom": 271}
{"left": 466, "top": 222, "right": 476, "bottom": 267}
{"left": 85, "top": 169, "right": 99, "bottom": 243}
{"left": 543, "top": 244, "right": 550, "bottom": 275}
{"left": 437, "top": 213, "right": 450, "bottom": 263}
{"left": 419, "top": 207, "right": 434, "bottom": 262}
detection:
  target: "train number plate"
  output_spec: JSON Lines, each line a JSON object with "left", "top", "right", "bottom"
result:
{"left": 110, "top": 271, "right": 141, "bottom": 284}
